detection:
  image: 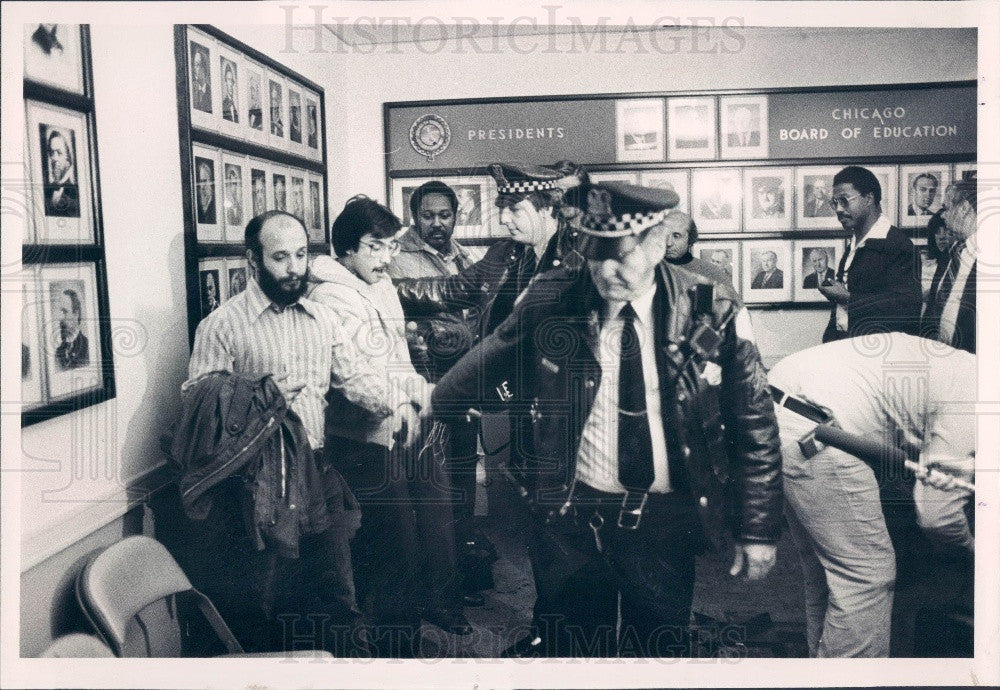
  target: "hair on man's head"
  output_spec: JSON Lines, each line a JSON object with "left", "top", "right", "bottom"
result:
{"left": 833, "top": 166, "right": 882, "bottom": 205}
{"left": 331, "top": 195, "right": 401, "bottom": 257}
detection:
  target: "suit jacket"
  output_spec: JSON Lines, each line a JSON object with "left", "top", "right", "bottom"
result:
{"left": 56, "top": 333, "right": 89, "bottom": 370}
{"left": 728, "top": 131, "right": 760, "bottom": 148}
{"left": 823, "top": 224, "right": 921, "bottom": 341}
{"left": 751, "top": 269, "right": 783, "bottom": 290}
{"left": 45, "top": 181, "right": 79, "bottom": 217}
{"left": 803, "top": 268, "right": 835, "bottom": 289}
{"left": 431, "top": 262, "right": 782, "bottom": 547}
{"left": 922, "top": 253, "right": 976, "bottom": 354}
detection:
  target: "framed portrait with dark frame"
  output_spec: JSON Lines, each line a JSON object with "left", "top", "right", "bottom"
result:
{"left": 307, "top": 173, "right": 325, "bottom": 243}
{"left": 792, "top": 239, "right": 845, "bottom": 303}
{"left": 795, "top": 166, "right": 841, "bottom": 230}
{"left": 639, "top": 170, "right": 689, "bottom": 214}
{"left": 198, "top": 257, "right": 226, "bottom": 319}
{"left": 187, "top": 28, "right": 219, "bottom": 132}
{"left": 288, "top": 171, "right": 307, "bottom": 226}
{"left": 742, "top": 239, "right": 792, "bottom": 303}
{"left": 692, "top": 239, "right": 740, "bottom": 293}
{"left": 667, "top": 96, "right": 717, "bottom": 161}
{"left": 691, "top": 167, "right": 741, "bottom": 233}
{"left": 242, "top": 58, "right": 266, "bottom": 145}
{"left": 720, "top": 95, "right": 768, "bottom": 159}
{"left": 39, "top": 263, "right": 104, "bottom": 402}
{"left": 217, "top": 43, "right": 242, "bottom": 138}
{"left": 287, "top": 83, "right": 305, "bottom": 156}
{"left": 615, "top": 98, "right": 665, "bottom": 163}
{"left": 221, "top": 152, "right": 249, "bottom": 242}
{"left": 249, "top": 159, "right": 268, "bottom": 218}
{"left": 266, "top": 71, "right": 286, "bottom": 151}
{"left": 24, "top": 23, "right": 84, "bottom": 94}
{"left": 26, "top": 100, "right": 94, "bottom": 244}
{"left": 304, "top": 89, "right": 322, "bottom": 160}
{"left": 191, "top": 144, "right": 222, "bottom": 241}
{"left": 899, "top": 164, "right": 950, "bottom": 228}
{"left": 270, "top": 164, "right": 289, "bottom": 213}
{"left": 744, "top": 167, "right": 793, "bottom": 231}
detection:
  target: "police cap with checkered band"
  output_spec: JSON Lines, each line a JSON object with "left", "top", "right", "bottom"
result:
{"left": 578, "top": 182, "right": 680, "bottom": 260}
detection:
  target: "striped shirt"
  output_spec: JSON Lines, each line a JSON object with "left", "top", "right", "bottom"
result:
{"left": 185, "top": 277, "right": 391, "bottom": 450}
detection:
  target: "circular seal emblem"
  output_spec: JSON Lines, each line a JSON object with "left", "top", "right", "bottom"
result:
{"left": 409, "top": 114, "right": 450, "bottom": 161}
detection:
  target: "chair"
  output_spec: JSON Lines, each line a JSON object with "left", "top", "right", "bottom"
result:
{"left": 75, "top": 535, "right": 330, "bottom": 658}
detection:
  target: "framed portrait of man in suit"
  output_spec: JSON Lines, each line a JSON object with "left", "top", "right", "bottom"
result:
{"left": 742, "top": 240, "right": 792, "bottom": 303}
{"left": 243, "top": 59, "right": 266, "bottom": 145}
{"left": 392, "top": 175, "right": 494, "bottom": 242}
{"left": 192, "top": 145, "right": 222, "bottom": 241}
{"left": 616, "top": 98, "right": 665, "bottom": 163}
{"left": 667, "top": 96, "right": 717, "bottom": 161}
{"left": 226, "top": 257, "right": 249, "bottom": 300}
{"left": 23, "top": 23, "right": 84, "bottom": 93}
{"left": 795, "top": 166, "right": 841, "bottom": 230}
{"left": 743, "top": 167, "right": 792, "bottom": 231}
{"left": 40, "top": 262, "right": 102, "bottom": 401}
{"left": 691, "top": 167, "right": 741, "bottom": 233}
{"left": 720, "top": 95, "right": 768, "bottom": 159}
{"left": 187, "top": 29, "right": 219, "bottom": 132}
{"left": 198, "top": 258, "right": 227, "bottom": 318}
{"left": 221, "top": 153, "right": 250, "bottom": 242}
{"left": 793, "top": 239, "right": 845, "bottom": 303}
{"left": 304, "top": 91, "right": 321, "bottom": 160}
{"left": 217, "top": 44, "right": 242, "bottom": 138}
{"left": 307, "top": 174, "right": 325, "bottom": 243}
{"left": 266, "top": 71, "right": 286, "bottom": 150}
{"left": 26, "top": 100, "right": 94, "bottom": 244}
{"left": 693, "top": 239, "right": 741, "bottom": 294}
{"left": 898, "top": 165, "right": 948, "bottom": 228}
{"left": 287, "top": 84, "right": 305, "bottom": 156}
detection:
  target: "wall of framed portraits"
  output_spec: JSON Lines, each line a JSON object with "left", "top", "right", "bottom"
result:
{"left": 176, "top": 25, "right": 329, "bottom": 344}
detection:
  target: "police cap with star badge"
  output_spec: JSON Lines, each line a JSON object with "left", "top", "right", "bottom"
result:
{"left": 578, "top": 182, "right": 680, "bottom": 261}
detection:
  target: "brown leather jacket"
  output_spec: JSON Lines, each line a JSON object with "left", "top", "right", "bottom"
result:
{"left": 431, "top": 261, "right": 783, "bottom": 547}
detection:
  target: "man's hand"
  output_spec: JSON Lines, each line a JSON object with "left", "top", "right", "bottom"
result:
{"left": 394, "top": 403, "right": 422, "bottom": 450}
{"left": 817, "top": 280, "right": 850, "bottom": 305}
{"left": 729, "top": 542, "right": 777, "bottom": 581}
{"left": 273, "top": 372, "right": 306, "bottom": 403}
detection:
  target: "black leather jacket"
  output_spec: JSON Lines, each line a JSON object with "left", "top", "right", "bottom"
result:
{"left": 432, "top": 262, "right": 783, "bottom": 547}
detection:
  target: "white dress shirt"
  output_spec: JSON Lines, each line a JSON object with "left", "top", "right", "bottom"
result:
{"left": 576, "top": 282, "right": 672, "bottom": 494}
{"left": 939, "top": 233, "right": 977, "bottom": 345}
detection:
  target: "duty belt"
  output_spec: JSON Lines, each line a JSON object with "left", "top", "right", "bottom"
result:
{"left": 769, "top": 385, "right": 831, "bottom": 424}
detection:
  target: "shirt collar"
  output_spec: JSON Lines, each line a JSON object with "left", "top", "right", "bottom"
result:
{"left": 854, "top": 214, "right": 892, "bottom": 249}
{"left": 606, "top": 281, "right": 657, "bottom": 325}
{"left": 402, "top": 228, "right": 463, "bottom": 262}
{"left": 244, "top": 276, "right": 319, "bottom": 320}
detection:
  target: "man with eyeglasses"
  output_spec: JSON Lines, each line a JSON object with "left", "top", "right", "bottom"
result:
{"left": 819, "top": 166, "right": 921, "bottom": 343}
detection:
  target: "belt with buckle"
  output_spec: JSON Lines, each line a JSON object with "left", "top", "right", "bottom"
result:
{"left": 769, "top": 385, "right": 830, "bottom": 424}
{"left": 617, "top": 490, "right": 648, "bottom": 530}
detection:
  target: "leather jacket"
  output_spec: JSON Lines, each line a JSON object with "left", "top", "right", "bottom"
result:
{"left": 432, "top": 261, "right": 783, "bottom": 547}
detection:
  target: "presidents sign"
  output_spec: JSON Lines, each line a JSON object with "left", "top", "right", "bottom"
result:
{"left": 768, "top": 85, "right": 975, "bottom": 159}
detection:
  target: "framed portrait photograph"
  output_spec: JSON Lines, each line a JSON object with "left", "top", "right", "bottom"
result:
{"left": 954, "top": 162, "right": 976, "bottom": 182}
{"left": 288, "top": 172, "right": 307, "bottom": 225}
{"left": 24, "top": 24, "right": 84, "bottom": 94}
{"left": 39, "top": 262, "right": 102, "bottom": 401}
{"left": 21, "top": 274, "right": 45, "bottom": 409}
{"left": 867, "top": 165, "right": 899, "bottom": 226}
{"left": 720, "top": 95, "right": 768, "bottom": 159}
{"left": 217, "top": 45, "right": 241, "bottom": 137}
{"left": 692, "top": 239, "right": 740, "bottom": 292}
{"left": 307, "top": 174, "right": 325, "bottom": 243}
{"left": 225, "top": 257, "right": 249, "bottom": 301}
{"left": 615, "top": 98, "right": 665, "bottom": 163}
{"left": 243, "top": 59, "right": 266, "bottom": 144}
{"left": 392, "top": 176, "right": 494, "bottom": 241}
{"left": 667, "top": 96, "right": 717, "bottom": 161}
{"left": 198, "top": 258, "right": 226, "bottom": 318}
{"left": 249, "top": 160, "right": 268, "bottom": 218}
{"left": 191, "top": 145, "right": 222, "bottom": 241}
{"left": 304, "top": 91, "right": 321, "bottom": 159}
{"left": 589, "top": 171, "right": 639, "bottom": 186}
{"left": 742, "top": 240, "right": 792, "bottom": 303}
{"left": 639, "top": 170, "right": 689, "bottom": 214}
{"left": 743, "top": 167, "right": 793, "bottom": 231}
{"left": 266, "top": 72, "right": 286, "bottom": 150}
{"left": 221, "top": 153, "right": 250, "bottom": 242}
{"left": 691, "top": 168, "right": 741, "bottom": 233}
{"left": 187, "top": 30, "right": 219, "bottom": 131}
{"left": 287, "top": 84, "right": 304, "bottom": 156}
{"left": 899, "top": 165, "right": 950, "bottom": 227}
{"left": 270, "top": 165, "right": 289, "bottom": 213}
{"left": 793, "top": 239, "right": 845, "bottom": 303}
{"left": 26, "top": 100, "right": 94, "bottom": 244}
{"left": 795, "top": 166, "right": 841, "bottom": 230}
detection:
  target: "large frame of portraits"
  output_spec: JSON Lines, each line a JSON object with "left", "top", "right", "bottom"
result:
{"left": 22, "top": 24, "right": 116, "bottom": 427}
{"left": 384, "top": 81, "right": 974, "bottom": 306}
{"left": 176, "top": 25, "right": 328, "bottom": 344}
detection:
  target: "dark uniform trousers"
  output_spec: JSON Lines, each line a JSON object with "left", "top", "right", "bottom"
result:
{"left": 528, "top": 481, "right": 705, "bottom": 657}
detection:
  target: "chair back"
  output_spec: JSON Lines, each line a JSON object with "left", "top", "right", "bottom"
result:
{"left": 75, "top": 535, "right": 243, "bottom": 657}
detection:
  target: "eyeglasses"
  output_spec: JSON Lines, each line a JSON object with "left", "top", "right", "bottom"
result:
{"left": 828, "top": 193, "right": 861, "bottom": 210}
{"left": 359, "top": 239, "right": 400, "bottom": 257}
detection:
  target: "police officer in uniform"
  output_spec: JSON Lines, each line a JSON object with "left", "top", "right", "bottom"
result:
{"left": 431, "top": 182, "right": 783, "bottom": 657}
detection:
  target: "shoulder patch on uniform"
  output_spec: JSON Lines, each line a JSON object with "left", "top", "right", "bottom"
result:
{"left": 734, "top": 307, "right": 756, "bottom": 344}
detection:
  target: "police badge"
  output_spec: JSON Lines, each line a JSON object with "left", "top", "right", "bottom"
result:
{"left": 409, "top": 114, "right": 450, "bottom": 161}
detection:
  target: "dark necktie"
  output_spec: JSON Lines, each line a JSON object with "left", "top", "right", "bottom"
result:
{"left": 928, "top": 242, "right": 965, "bottom": 335}
{"left": 617, "top": 303, "right": 655, "bottom": 492}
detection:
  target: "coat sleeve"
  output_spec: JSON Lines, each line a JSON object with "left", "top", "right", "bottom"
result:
{"left": 395, "top": 240, "right": 517, "bottom": 315}
{"left": 717, "top": 303, "right": 783, "bottom": 543}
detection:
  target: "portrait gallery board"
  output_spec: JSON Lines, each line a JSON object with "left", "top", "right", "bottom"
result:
{"left": 191, "top": 144, "right": 323, "bottom": 243}
{"left": 21, "top": 262, "right": 104, "bottom": 408}
{"left": 186, "top": 27, "right": 322, "bottom": 161}
{"left": 580, "top": 161, "right": 972, "bottom": 234}
{"left": 197, "top": 256, "right": 250, "bottom": 321}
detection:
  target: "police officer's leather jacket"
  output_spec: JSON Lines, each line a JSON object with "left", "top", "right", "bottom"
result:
{"left": 431, "top": 261, "right": 783, "bottom": 547}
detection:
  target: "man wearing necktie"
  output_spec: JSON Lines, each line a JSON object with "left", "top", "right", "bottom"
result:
{"left": 921, "top": 179, "right": 977, "bottom": 354}
{"left": 432, "top": 182, "right": 782, "bottom": 657}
